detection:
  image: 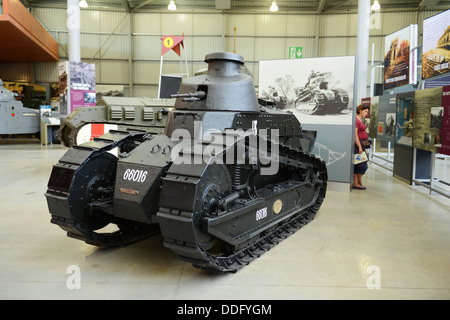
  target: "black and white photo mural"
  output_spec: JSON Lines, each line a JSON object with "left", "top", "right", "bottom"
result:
{"left": 259, "top": 56, "right": 356, "bottom": 184}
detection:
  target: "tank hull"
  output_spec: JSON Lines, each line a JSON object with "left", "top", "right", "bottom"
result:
{"left": 59, "top": 96, "right": 173, "bottom": 147}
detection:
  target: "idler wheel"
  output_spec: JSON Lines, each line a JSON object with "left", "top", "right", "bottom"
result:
{"left": 68, "top": 153, "right": 117, "bottom": 231}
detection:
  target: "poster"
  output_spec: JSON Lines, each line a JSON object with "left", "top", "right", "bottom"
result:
{"left": 59, "top": 61, "right": 96, "bottom": 116}
{"left": 383, "top": 25, "right": 418, "bottom": 90}
{"left": 259, "top": 56, "right": 356, "bottom": 183}
{"left": 412, "top": 86, "right": 442, "bottom": 152}
{"left": 58, "top": 63, "right": 68, "bottom": 116}
{"left": 376, "top": 94, "right": 397, "bottom": 144}
{"left": 396, "top": 93, "right": 415, "bottom": 146}
{"left": 437, "top": 86, "right": 450, "bottom": 156}
{"left": 422, "top": 9, "right": 450, "bottom": 80}
{"left": 259, "top": 56, "right": 355, "bottom": 125}
{"left": 424, "top": 73, "right": 450, "bottom": 89}
{"left": 70, "top": 62, "right": 96, "bottom": 112}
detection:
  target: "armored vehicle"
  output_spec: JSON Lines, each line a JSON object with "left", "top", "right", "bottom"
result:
{"left": 295, "top": 70, "right": 349, "bottom": 115}
{"left": 0, "top": 79, "right": 41, "bottom": 138}
{"left": 59, "top": 96, "right": 173, "bottom": 147}
{"left": 45, "top": 52, "right": 327, "bottom": 273}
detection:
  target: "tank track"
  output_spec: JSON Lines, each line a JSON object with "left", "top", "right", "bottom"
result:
{"left": 157, "top": 139, "right": 327, "bottom": 273}
{"left": 46, "top": 129, "right": 160, "bottom": 247}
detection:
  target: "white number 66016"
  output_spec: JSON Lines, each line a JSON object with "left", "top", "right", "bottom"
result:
{"left": 123, "top": 169, "right": 148, "bottom": 182}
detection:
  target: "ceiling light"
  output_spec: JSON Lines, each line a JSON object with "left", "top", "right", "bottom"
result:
{"left": 371, "top": 1, "right": 380, "bottom": 11}
{"left": 168, "top": 1, "right": 177, "bottom": 11}
{"left": 270, "top": 1, "right": 278, "bottom": 12}
{"left": 79, "top": 0, "right": 88, "bottom": 8}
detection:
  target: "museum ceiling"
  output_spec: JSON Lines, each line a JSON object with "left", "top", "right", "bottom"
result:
{"left": 17, "top": 0, "right": 450, "bottom": 14}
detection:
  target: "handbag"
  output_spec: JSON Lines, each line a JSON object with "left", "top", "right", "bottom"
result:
{"left": 362, "top": 139, "right": 372, "bottom": 149}
{"left": 354, "top": 151, "right": 369, "bottom": 165}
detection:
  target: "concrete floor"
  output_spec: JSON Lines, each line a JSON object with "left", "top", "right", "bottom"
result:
{"left": 0, "top": 141, "right": 449, "bottom": 300}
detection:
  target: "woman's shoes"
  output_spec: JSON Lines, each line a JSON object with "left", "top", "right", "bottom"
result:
{"left": 353, "top": 185, "right": 366, "bottom": 190}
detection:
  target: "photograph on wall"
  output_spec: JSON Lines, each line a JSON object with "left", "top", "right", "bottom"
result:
{"left": 259, "top": 56, "right": 355, "bottom": 125}
{"left": 396, "top": 94, "right": 415, "bottom": 146}
{"left": 422, "top": 9, "right": 450, "bottom": 80}
{"left": 69, "top": 62, "right": 96, "bottom": 112}
{"left": 378, "top": 122, "right": 384, "bottom": 135}
{"left": 367, "top": 96, "right": 379, "bottom": 139}
{"left": 431, "top": 106, "right": 443, "bottom": 148}
{"left": 413, "top": 86, "right": 442, "bottom": 152}
{"left": 383, "top": 25, "right": 418, "bottom": 90}
{"left": 96, "top": 84, "right": 124, "bottom": 102}
{"left": 259, "top": 56, "right": 356, "bottom": 183}
{"left": 438, "top": 85, "right": 450, "bottom": 156}
{"left": 385, "top": 113, "right": 396, "bottom": 136}
{"left": 376, "top": 94, "right": 397, "bottom": 144}
{"left": 58, "top": 62, "right": 68, "bottom": 116}
{"left": 69, "top": 62, "right": 95, "bottom": 91}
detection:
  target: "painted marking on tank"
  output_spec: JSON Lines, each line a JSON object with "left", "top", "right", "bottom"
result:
{"left": 273, "top": 199, "right": 283, "bottom": 214}
{"left": 256, "top": 207, "right": 268, "bottom": 221}
{"left": 123, "top": 169, "right": 148, "bottom": 183}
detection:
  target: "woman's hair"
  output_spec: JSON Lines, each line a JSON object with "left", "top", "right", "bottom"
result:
{"left": 356, "top": 104, "right": 369, "bottom": 114}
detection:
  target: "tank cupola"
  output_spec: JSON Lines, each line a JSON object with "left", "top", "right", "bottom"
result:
{"left": 172, "top": 52, "right": 259, "bottom": 112}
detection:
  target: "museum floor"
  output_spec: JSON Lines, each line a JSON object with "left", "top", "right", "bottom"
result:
{"left": 0, "top": 141, "right": 449, "bottom": 300}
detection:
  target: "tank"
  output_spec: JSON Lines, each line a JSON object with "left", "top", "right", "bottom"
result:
{"left": 59, "top": 96, "right": 174, "bottom": 147}
{"left": 45, "top": 52, "right": 328, "bottom": 273}
{"left": 294, "top": 70, "right": 349, "bottom": 115}
{"left": 0, "top": 79, "right": 41, "bottom": 138}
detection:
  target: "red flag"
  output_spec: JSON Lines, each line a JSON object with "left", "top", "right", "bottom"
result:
{"left": 160, "top": 34, "right": 185, "bottom": 56}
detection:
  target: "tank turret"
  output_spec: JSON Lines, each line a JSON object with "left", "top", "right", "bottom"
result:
{"left": 172, "top": 52, "right": 259, "bottom": 112}
{"left": 45, "top": 52, "right": 327, "bottom": 273}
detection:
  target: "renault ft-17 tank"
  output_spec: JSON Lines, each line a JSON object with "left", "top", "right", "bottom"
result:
{"left": 45, "top": 52, "right": 327, "bottom": 273}
{"left": 59, "top": 96, "right": 173, "bottom": 147}
{"left": 295, "top": 70, "right": 349, "bottom": 115}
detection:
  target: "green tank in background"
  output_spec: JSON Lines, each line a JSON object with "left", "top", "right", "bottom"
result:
{"left": 58, "top": 96, "right": 174, "bottom": 147}
{"left": 45, "top": 52, "right": 327, "bottom": 273}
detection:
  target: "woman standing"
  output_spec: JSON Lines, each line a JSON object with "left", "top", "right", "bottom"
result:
{"left": 354, "top": 104, "right": 370, "bottom": 190}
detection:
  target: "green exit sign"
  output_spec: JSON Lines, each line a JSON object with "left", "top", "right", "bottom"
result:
{"left": 289, "top": 47, "right": 303, "bottom": 59}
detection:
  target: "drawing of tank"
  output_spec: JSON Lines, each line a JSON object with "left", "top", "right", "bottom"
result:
{"left": 294, "top": 70, "right": 349, "bottom": 115}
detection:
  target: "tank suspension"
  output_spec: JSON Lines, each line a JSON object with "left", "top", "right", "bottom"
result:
{"left": 230, "top": 164, "right": 250, "bottom": 195}
{"left": 230, "top": 164, "right": 241, "bottom": 189}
